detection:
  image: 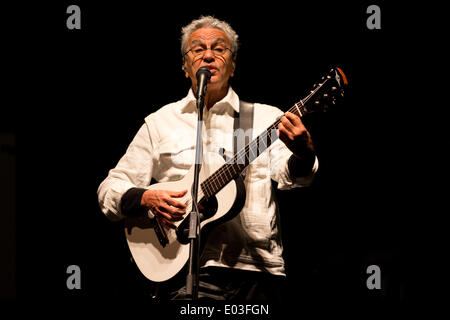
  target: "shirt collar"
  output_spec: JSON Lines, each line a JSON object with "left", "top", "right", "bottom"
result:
{"left": 182, "top": 86, "right": 240, "bottom": 114}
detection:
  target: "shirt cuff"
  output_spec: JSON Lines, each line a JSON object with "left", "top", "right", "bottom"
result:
{"left": 278, "top": 155, "right": 319, "bottom": 190}
{"left": 120, "top": 187, "right": 148, "bottom": 217}
{"left": 288, "top": 153, "right": 316, "bottom": 179}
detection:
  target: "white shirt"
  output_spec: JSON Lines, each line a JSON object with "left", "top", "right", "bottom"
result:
{"left": 97, "top": 87, "right": 318, "bottom": 276}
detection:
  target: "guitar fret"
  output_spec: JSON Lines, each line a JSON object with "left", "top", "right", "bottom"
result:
{"left": 212, "top": 175, "right": 219, "bottom": 192}
{"left": 213, "top": 173, "right": 220, "bottom": 189}
{"left": 209, "top": 179, "right": 216, "bottom": 196}
{"left": 294, "top": 101, "right": 303, "bottom": 117}
{"left": 207, "top": 179, "right": 215, "bottom": 196}
{"left": 204, "top": 181, "right": 213, "bottom": 197}
{"left": 210, "top": 178, "right": 218, "bottom": 195}
{"left": 220, "top": 167, "right": 228, "bottom": 184}
{"left": 226, "top": 164, "right": 234, "bottom": 180}
{"left": 218, "top": 170, "right": 225, "bottom": 187}
{"left": 231, "top": 162, "right": 239, "bottom": 176}
{"left": 200, "top": 181, "right": 211, "bottom": 198}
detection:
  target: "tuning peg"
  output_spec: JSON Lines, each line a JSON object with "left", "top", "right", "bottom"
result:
{"left": 331, "top": 86, "right": 337, "bottom": 91}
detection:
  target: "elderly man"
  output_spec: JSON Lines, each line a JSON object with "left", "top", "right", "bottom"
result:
{"left": 98, "top": 15, "right": 318, "bottom": 300}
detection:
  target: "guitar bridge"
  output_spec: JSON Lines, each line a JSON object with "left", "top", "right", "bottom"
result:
{"left": 154, "top": 218, "right": 169, "bottom": 247}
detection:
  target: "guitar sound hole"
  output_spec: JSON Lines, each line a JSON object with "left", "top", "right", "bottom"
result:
{"left": 176, "top": 195, "right": 218, "bottom": 244}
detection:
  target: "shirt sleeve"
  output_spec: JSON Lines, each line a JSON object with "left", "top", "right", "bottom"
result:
{"left": 97, "top": 122, "right": 156, "bottom": 221}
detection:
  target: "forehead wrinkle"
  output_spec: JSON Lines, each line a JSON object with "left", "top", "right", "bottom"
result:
{"left": 189, "top": 38, "right": 228, "bottom": 46}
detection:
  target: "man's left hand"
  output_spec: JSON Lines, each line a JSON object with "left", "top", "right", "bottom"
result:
{"left": 277, "top": 111, "right": 315, "bottom": 159}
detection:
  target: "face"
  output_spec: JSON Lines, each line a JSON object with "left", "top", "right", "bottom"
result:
{"left": 183, "top": 27, "right": 236, "bottom": 94}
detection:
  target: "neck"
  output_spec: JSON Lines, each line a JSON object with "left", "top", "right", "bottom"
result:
{"left": 203, "top": 84, "right": 229, "bottom": 110}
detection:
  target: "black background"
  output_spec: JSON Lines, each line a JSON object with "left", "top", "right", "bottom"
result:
{"left": 2, "top": 0, "right": 429, "bottom": 312}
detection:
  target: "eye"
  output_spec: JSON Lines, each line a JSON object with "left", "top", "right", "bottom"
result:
{"left": 213, "top": 46, "right": 225, "bottom": 54}
{"left": 192, "top": 47, "right": 205, "bottom": 54}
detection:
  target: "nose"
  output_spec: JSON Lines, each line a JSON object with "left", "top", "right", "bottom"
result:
{"left": 202, "top": 48, "right": 215, "bottom": 62}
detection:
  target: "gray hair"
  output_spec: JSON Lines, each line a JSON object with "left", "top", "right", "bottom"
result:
{"left": 181, "top": 16, "right": 239, "bottom": 57}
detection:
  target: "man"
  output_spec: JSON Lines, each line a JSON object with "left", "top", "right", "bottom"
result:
{"left": 97, "top": 15, "right": 318, "bottom": 300}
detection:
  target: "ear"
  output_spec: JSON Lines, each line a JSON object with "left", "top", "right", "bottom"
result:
{"left": 231, "top": 56, "right": 237, "bottom": 77}
{"left": 182, "top": 58, "right": 189, "bottom": 78}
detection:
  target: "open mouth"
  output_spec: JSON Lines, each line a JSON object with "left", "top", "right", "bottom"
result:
{"left": 206, "top": 66, "right": 218, "bottom": 73}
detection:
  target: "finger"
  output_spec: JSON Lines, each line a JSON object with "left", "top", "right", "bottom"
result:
{"left": 285, "top": 112, "right": 308, "bottom": 137}
{"left": 285, "top": 111, "right": 303, "bottom": 127}
{"left": 166, "top": 197, "right": 187, "bottom": 210}
{"left": 278, "top": 123, "right": 294, "bottom": 141}
{"left": 280, "top": 115, "right": 295, "bottom": 132}
{"left": 169, "top": 189, "right": 188, "bottom": 198}
{"left": 154, "top": 207, "right": 176, "bottom": 222}
{"left": 161, "top": 204, "right": 185, "bottom": 220}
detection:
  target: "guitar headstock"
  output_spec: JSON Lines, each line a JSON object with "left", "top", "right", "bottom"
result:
{"left": 295, "top": 67, "right": 348, "bottom": 116}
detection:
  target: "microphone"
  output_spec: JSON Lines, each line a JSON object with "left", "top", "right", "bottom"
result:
{"left": 196, "top": 66, "right": 211, "bottom": 101}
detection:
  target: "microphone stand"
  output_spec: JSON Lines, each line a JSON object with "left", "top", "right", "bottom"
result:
{"left": 186, "top": 68, "right": 210, "bottom": 300}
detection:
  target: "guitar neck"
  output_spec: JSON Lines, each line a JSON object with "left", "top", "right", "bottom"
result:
{"left": 200, "top": 99, "right": 308, "bottom": 199}
{"left": 199, "top": 69, "right": 343, "bottom": 199}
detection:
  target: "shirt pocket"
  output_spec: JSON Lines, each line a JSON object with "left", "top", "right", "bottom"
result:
{"left": 158, "top": 138, "right": 195, "bottom": 171}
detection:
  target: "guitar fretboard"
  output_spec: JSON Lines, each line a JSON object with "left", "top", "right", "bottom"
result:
{"left": 200, "top": 100, "right": 306, "bottom": 199}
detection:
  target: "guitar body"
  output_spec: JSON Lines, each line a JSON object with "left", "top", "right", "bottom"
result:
{"left": 124, "top": 151, "right": 246, "bottom": 282}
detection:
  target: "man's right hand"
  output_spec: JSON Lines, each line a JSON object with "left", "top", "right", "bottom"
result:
{"left": 140, "top": 189, "right": 188, "bottom": 229}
